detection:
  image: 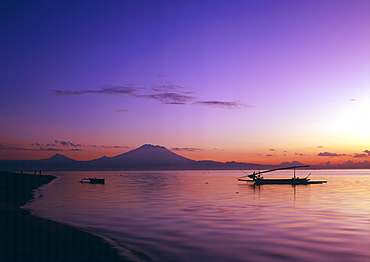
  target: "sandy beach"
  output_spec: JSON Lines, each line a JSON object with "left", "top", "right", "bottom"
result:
{"left": 0, "top": 171, "right": 124, "bottom": 262}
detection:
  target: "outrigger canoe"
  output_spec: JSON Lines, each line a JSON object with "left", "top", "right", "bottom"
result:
{"left": 237, "top": 165, "right": 327, "bottom": 185}
{"left": 79, "top": 178, "right": 105, "bottom": 184}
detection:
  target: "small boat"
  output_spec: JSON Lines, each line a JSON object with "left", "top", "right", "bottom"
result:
{"left": 79, "top": 177, "right": 105, "bottom": 184}
{"left": 237, "top": 165, "right": 327, "bottom": 185}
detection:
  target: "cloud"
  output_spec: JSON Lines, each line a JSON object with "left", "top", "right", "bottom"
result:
{"left": 52, "top": 83, "right": 253, "bottom": 110}
{"left": 171, "top": 147, "right": 202, "bottom": 152}
{"left": 353, "top": 150, "right": 370, "bottom": 158}
{"left": 144, "top": 92, "right": 196, "bottom": 104}
{"left": 353, "top": 153, "right": 368, "bottom": 158}
{"left": 53, "top": 84, "right": 196, "bottom": 105}
{"left": 0, "top": 144, "right": 65, "bottom": 151}
{"left": 318, "top": 150, "right": 370, "bottom": 158}
{"left": 193, "top": 100, "right": 253, "bottom": 109}
{"left": 318, "top": 152, "right": 347, "bottom": 157}
{"left": 55, "top": 140, "right": 81, "bottom": 147}
{"left": 143, "top": 84, "right": 196, "bottom": 104}
{"left": 164, "top": 102, "right": 187, "bottom": 105}
{"left": 54, "top": 140, "right": 129, "bottom": 149}
{"left": 0, "top": 144, "right": 36, "bottom": 151}
{"left": 53, "top": 86, "right": 137, "bottom": 96}
{"left": 3, "top": 141, "right": 129, "bottom": 152}
{"left": 269, "top": 149, "right": 276, "bottom": 151}
{"left": 55, "top": 140, "right": 69, "bottom": 146}
{"left": 100, "top": 145, "right": 130, "bottom": 149}
{"left": 39, "top": 147, "right": 64, "bottom": 151}
{"left": 151, "top": 84, "right": 189, "bottom": 93}
{"left": 116, "top": 109, "right": 129, "bottom": 112}
{"left": 295, "top": 153, "right": 307, "bottom": 156}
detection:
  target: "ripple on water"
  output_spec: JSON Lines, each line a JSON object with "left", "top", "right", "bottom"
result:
{"left": 25, "top": 170, "right": 370, "bottom": 262}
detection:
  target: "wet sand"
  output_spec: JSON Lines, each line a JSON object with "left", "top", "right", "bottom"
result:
{"left": 0, "top": 171, "right": 124, "bottom": 262}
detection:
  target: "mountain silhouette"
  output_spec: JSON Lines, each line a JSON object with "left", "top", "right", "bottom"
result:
{"left": 0, "top": 152, "right": 79, "bottom": 171}
{"left": 47, "top": 153, "right": 77, "bottom": 163}
{"left": 0, "top": 144, "right": 267, "bottom": 171}
{"left": 2, "top": 144, "right": 364, "bottom": 171}
{"left": 87, "top": 144, "right": 195, "bottom": 169}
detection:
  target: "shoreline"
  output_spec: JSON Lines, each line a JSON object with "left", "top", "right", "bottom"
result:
{"left": 0, "top": 171, "right": 126, "bottom": 262}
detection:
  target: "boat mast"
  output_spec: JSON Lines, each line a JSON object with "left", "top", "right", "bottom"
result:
{"left": 238, "top": 165, "right": 310, "bottom": 180}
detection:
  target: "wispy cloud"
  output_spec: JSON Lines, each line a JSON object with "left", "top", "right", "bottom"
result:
{"left": 52, "top": 83, "right": 252, "bottom": 110}
{"left": 140, "top": 84, "right": 196, "bottom": 104}
{"left": 295, "top": 153, "right": 307, "bottom": 156}
{"left": 318, "top": 150, "right": 369, "bottom": 158}
{"left": 68, "top": 148, "right": 83, "bottom": 151}
{"left": 0, "top": 144, "right": 36, "bottom": 151}
{"left": 171, "top": 147, "right": 202, "bottom": 152}
{"left": 32, "top": 140, "right": 130, "bottom": 151}
{"left": 39, "top": 147, "right": 64, "bottom": 151}
{"left": 353, "top": 150, "right": 370, "bottom": 158}
{"left": 193, "top": 100, "right": 253, "bottom": 109}
{"left": 100, "top": 145, "right": 130, "bottom": 149}
{"left": 0, "top": 144, "right": 82, "bottom": 152}
{"left": 353, "top": 153, "right": 368, "bottom": 158}
{"left": 144, "top": 93, "right": 196, "bottom": 104}
{"left": 151, "top": 84, "right": 190, "bottom": 93}
{"left": 2, "top": 140, "right": 130, "bottom": 153}
{"left": 55, "top": 140, "right": 82, "bottom": 147}
{"left": 53, "top": 86, "right": 137, "bottom": 96}
{"left": 39, "top": 147, "right": 84, "bottom": 151}
{"left": 318, "top": 152, "right": 347, "bottom": 157}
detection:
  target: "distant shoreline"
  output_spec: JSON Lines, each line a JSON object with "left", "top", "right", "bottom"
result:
{"left": 1, "top": 144, "right": 369, "bottom": 171}
{"left": 1, "top": 167, "right": 369, "bottom": 172}
{"left": 0, "top": 171, "right": 125, "bottom": 262}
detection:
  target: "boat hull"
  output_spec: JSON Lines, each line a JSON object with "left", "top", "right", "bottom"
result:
{"left": 238, "top": 178, "right": 327, "bottom": 185}
{"left": 89, "top": 178, "right": 105, "bottom": 184}
{"left": 79, "top": 178, "right": 105, "bottom": 184}
{"left": 237, "top": 165, "right": 327, "bottom": 185}
{"left": 255, "top": 179, "right": 307, "bottom": 185}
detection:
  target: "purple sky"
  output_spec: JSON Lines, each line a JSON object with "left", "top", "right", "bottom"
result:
{"left": 1, "top": 0, "right": 369, "bottom": 164}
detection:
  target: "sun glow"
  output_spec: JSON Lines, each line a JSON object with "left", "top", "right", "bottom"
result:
{"left": 333, "top": 100, "right": 370, "bottom": 145}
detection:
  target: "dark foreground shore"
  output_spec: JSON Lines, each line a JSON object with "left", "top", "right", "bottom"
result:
{"left": 0, "top": 171, "right": 124, "bottom": 262}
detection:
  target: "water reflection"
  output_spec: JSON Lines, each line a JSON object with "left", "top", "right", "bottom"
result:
{"left": 26, "top": 170, "right": 370, "bottom": 262}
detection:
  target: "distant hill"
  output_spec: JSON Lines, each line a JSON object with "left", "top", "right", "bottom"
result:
{"left": 0, "top": 144, "right": 368, "bottom": 171}
{"left": 0, "top": 153, "right": 81, "bottom": 172}
{"left": 86, "top": 144, "right": 196, "bottom": 170}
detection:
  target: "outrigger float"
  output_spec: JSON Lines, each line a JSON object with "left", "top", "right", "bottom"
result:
{"left": 79, "top": 177, "right": 105, "bottom": 184}
{"left": 237, "top": 165, "right": 327, "bottom": 185}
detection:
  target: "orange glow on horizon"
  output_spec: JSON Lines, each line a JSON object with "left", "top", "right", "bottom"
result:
{"left": 1, "top": 143, "right": 368, "bottom": 167}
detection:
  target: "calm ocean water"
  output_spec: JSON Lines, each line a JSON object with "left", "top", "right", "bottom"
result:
{"left": 25, "top": 170, "right": 370, "bottom": 262}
